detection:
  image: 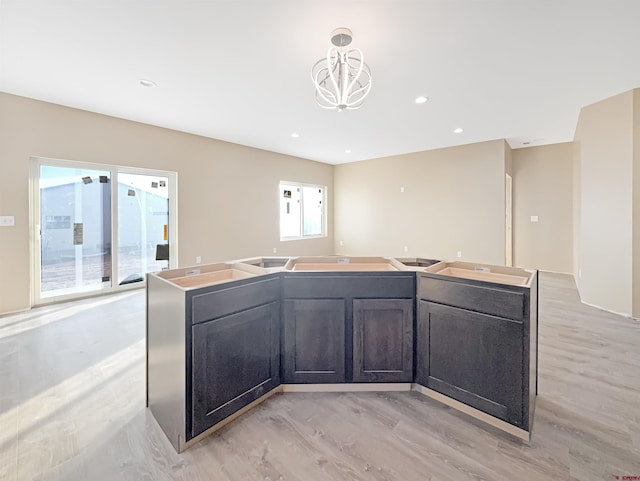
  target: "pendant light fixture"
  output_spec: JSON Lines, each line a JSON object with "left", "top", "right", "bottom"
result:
{"left": 311, "top": 27, "right": 372, "bottom": 111}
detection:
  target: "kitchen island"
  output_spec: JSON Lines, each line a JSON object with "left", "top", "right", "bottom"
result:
{"left": 147, "top": 256, "right": 537, "bottom": 452}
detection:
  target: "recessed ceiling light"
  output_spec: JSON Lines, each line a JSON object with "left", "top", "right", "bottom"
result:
{"left": 139, "top": 79, "right": 156, "bottom": 88}
{"left": 290, "top": 132, "right": 300, "bottom": 138}
{"left": 345, "top": 149, "right": 352, "bottom": 154}
{"left": 415, "top": 96, "right": 429, "bottom": 104}
{"left": 453, "top": 128, "right": 463, "bottom": 134}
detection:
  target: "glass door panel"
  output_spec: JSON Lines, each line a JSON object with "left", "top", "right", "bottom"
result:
{"left": 302, "top": 185, "right": 323, "bottom": 236}
{"left": 39, "top": 165, "right": 112, "bottom": 298}
{"left": 280, "top": 183, "right": 301, "bottom": 238}
{"left": 117, "top": 172, "right": 170, "bottom": 285}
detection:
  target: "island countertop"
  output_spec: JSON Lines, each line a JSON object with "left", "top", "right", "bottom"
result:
{"left": 152, "top": 255, "right": 535, "bottom": 289}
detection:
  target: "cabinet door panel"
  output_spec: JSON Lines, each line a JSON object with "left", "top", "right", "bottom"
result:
{"left": 284, "top": 299, "right": 345, "bottom": 383}
{"left": 353, "top": 299, "right": 413, "bottom": 382}
{"left": 419, "top": 301, "right": 523, "bottom": 426}
{"left": 191, "top": 302, "right": 280, "bottom": 437}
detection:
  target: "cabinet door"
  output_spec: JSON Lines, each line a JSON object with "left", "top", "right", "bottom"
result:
{"left": 283, "top": 299, "right": 345, "bottom": 383}
{"left": 191, "top": 302, "right": 280, "bottom": 437}
{"left": 352, "top": 299, "right": 413, "bottom": 382}
{"left": 417, "top": 301, "right": 523, "bottom": 426}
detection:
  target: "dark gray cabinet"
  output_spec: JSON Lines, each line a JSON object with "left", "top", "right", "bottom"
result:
{"left": 353, "top": 299, "right": 413, "bottom": 382}
{"left": 149, "top": 262, "right": 537, "bottom": 452}
{"left": 416, "top": 270, "right": 537, "bottom": 430}
{"left": 191, "top": 301, "right": 280, "bottom": 437}
{"left": 282, "top": 273, "right": 415, "bottom": 384}
{"left": 417, "top": 300, "right": 523, "bottom": 425}
{"left": 283, "top": 299, "right": 346, "bottom": 383}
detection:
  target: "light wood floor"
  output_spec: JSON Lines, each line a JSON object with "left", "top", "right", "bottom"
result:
{"left": 1, "top": 273, "right": 639, "bottom": 481}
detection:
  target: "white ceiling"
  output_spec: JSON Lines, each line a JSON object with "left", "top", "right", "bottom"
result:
{"left": 1, "top": 1, "right": 639, "bottom": 165}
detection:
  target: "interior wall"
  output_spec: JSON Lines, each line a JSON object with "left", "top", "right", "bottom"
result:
{"left": 633, "top": 90, "right": 640, "bottom": 318}
{"left": 333, "top": 140, "right": 507, "bottom": 264}
{"left": 574, "top": 90, "right": 634, "bottom": 316}
{"left": 505, "top": 144, "right": 513, "bottom": 175}
{"left": 505, "top": 142, "right": 513, "bottom": 266}
{"left": 573, "top": 121, "right": 582, "bottom": 289}
{"left": 0, "top": 93, "right": 334, "bottom": 314}
{"left": 512, "top": 143, "right": 573, "bottom": 273}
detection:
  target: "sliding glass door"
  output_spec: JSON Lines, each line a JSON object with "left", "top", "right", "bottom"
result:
{"left": 117, "top": 172, "right": 170, "bottom": 285}
{"left": 33, "top": 158, "right": 176, "bottom": 304}
{"left": 39, "top": 165, "right": 113, "bottom": 298}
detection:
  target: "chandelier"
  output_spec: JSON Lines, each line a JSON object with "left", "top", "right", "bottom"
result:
{"left": 311, "top": 28, "right": 372, "bottom": 111}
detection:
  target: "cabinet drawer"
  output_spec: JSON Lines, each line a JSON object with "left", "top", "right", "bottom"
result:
{"left": 190, "top": 277, "right": 280, "bottom": 324}
{"left": 418, "top": 275, "right": 524, "bottom": 321}
{"left": 283, "top": 274, "right": 414, "bottom": 299}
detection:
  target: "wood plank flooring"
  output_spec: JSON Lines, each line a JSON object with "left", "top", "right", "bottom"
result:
{"left": 1, "top": 272, "right": 639, "bottom": 481}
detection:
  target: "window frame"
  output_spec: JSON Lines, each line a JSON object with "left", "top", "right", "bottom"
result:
{"left": 279, "top": 181, "right": 327, "bottom": 241}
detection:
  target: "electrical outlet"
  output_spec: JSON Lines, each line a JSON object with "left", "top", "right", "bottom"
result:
{"left": 339, "top": 240, "right": 344, "bottom": 247}
{"left": 400, "top": 186, "right": 405, "bottom": 193}
{"left": 457, "top": 251, "right": 462, "bottom": 258}
{"left": 403, "top": 245, "right": 409, "bottom": 253}
{"left": 0, "top": 216, "right": 15, "bottom": 226}
{"left": 195, "top": 256, "right": 202, "bottom": 264}
{"left": 273, "top": 247, "right": 277, "bottom": 254}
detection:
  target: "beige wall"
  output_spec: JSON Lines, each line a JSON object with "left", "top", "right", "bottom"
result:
{"left": 634, "top": 90, "right": 640, "bottom": 318}
{"left": 505, "top": 142, "right": 513, "bottom": 266}
{"left": 572, "top": 122, "right": 582, "bottom": 290}
{"left": 5, "top": 88, "right": 640, "bottom": 317}
{"left": 574, "top": 90, "right": 634, "bottom": 316}
{"left": 333, "top": 140, "right": 507, "bottom": 264}
{"left": 0, "top": 93, "right": 334, "bottom": 314}
{"left": 512, "top": 143, "right": 573, "bottom": 273}
{"left": 505, "top": 142, "right": 513, "bottom": 176}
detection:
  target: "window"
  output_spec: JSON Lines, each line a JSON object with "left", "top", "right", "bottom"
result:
{"left": 279, "top": 182, "right": 325, "bottom": 240}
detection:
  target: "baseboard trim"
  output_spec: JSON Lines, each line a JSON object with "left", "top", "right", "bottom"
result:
{"left": 580, "top": 300, "right": 637, "bottom": 320}
{"left": 0, "top": 306, "right": 30, "bottom": 318}
{"left": 414, "top": 384, "right": 530, "bottom": 442}
{"left": 282, "top": 383, "right": 412, "bottom": 393}
{"left": 174, "top": 382, "right": 531, "bottom": 452}
{"left": 540, "top": 269, "right": 574, "bottom": 276}
{"left": 178, "top": 386, "right": 283, "bottom": 453}
{"left": 570, "top": 274, "right": 638, "bottom": 320}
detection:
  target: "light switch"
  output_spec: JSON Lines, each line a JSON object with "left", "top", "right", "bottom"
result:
{"left": 0, "top": 216, "right": 15, "bottom": 226}
{"left": 530, "top": 215, "right": 539, "bottom": 223}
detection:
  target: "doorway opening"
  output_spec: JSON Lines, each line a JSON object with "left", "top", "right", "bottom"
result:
{"left": 505, "top": 173, "right": 513, "bottom": 267}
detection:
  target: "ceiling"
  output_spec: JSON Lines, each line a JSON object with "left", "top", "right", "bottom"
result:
{"left": 1, "top": 1, "right": 640, "bottom": 165}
